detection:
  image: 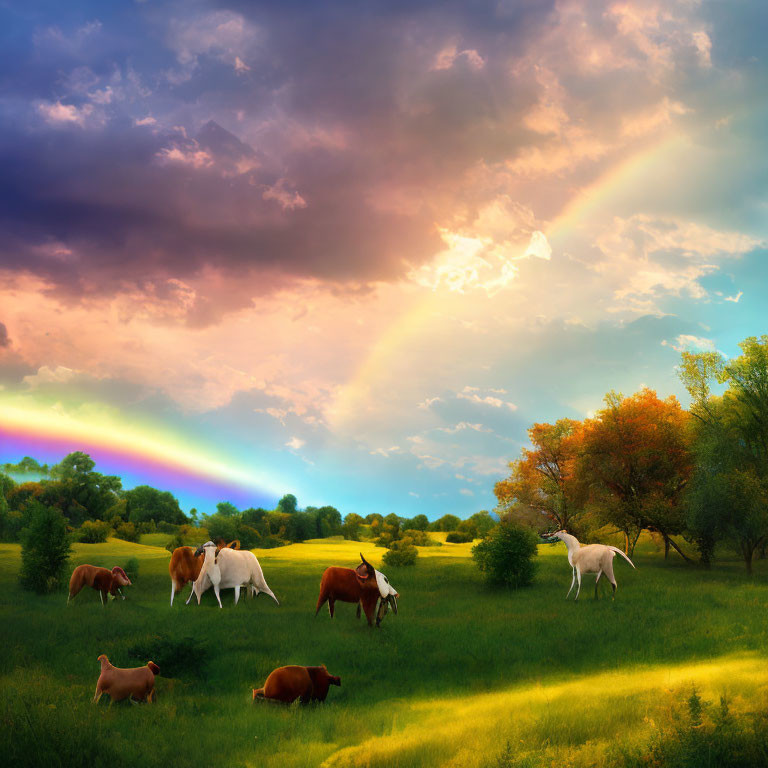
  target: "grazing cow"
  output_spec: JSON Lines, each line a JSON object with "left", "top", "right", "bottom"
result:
{"left": 68, "top": 565, "right": 131, "bottom": 605}
{"left": 544, "top": 530, "right": 636, "bottom": 600}
{"left": 315, "top": 553, "right": 399, "bottom": 627}
{"left": 169, "top": 539, "right": 240, "bottom": 606}
{"left": 252, "top": 665, "right": 341, "bottom": 704}
{"left": 93, "top": 655, "right": 160, "bottom": 704}
{"left": 193, "top": 541, "right": 279, "bottom": 608}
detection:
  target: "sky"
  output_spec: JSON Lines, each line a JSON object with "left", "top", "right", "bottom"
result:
{"left": 1, "top": 0, "right": 767, "bottom": 518}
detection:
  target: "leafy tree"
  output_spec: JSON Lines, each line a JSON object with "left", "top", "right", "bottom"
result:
{"left": 342, "top": 512, "right": 364, "bottom": 540}
{"left": 277, "top": 494, "right": 298, "bottom": 515}
{"left": 430, "top": 514, "right": 461, "bottom": 532}
{"left": 114, "top": 521, "right": 140, "bottom": 543}
{"left": 364, "top": 513, "right": 383, "bottom": 526}
{"left": 681, "top": 338, "right": 768, "bottom": 572}
{"left": 404, "top": 514, "right": 429, "bottom": 531}
{"left": 77, "top": 519, "right": 111, "bottom": 543}
{"left": 19, "top": 501, "right": 72, "bottom": 593}
{"left": 577, "top": 389, "right": 692, "bottom": 558}
{"left": 446, "top": 530, "right": 474, "bottom": 543}
{"left": 382, "top": 538, "right": 418, "bottom": 566}
{"left": 125, "top": 485, "right": 186, "bottom": 525}
{"left": 315, "top": 506, "right": 342, "bottom": 537}
{"left": 495, "top": 419, "right": 586, "bottom": 537}
{"left": 472, "top": 522, "right": 538, "bottom": 588}
{"left": 216, "top": 501, "right": 239, "bottom": 517}
{"left": 2, "top": 456, "right": 49, "bottom": 475}
{"left": 468, "top": 511, "right": 496, "bottom": 538}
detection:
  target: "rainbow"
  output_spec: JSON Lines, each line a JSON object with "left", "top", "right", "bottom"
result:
{"left": 0, "top": 394, "right": 284, "bottom": 510}
{"left": 328, "top": 132, "right": 690, "bottom": 428}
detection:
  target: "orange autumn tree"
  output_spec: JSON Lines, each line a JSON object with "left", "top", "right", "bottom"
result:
{"left": 577, "top": 388, "right": 693, "bottom": 558}
{"left": 494, "top": 418, "right": 586, "bottom": 536}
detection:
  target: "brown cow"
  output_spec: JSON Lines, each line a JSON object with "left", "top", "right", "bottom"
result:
{"left": 169, "top": 539, "right": 239, "bottom": 606}
{"left": 252, "top": 665, "right": 341, "bottom": 704}
{"left": 315, "top": 553, "right": 399, "bottom": 627}
{"left": 68, "top": 565, "right": 131, "bottom": 605}
{"left": 93, "top": 655, "right": 160, "bottom": 704}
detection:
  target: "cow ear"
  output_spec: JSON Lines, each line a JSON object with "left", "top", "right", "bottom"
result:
{"left": 227, "top": 539, "right": 240, "bottom": 550}
{"left": 358, "top": 553, "right": 375, "bottom": 579}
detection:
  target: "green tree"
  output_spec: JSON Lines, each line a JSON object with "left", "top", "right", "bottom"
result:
{"left": 382, "top": 538, "right": 418, "bottom": 566}
{"left": 404, "top": 514, "right": 429, "bottom": 531}
{"left": 19, "top": 501, "right": 72, "bottom": 593}
{"left": 342, "top": 512, "right": 364, "bottom": 540}
{"left": 430, "top": 514, "right": 461, "bottom": 532}
{"left": 125, "top": 485, "right": 186, "bottom": 525}
{"left": 681, "top": 337, "right": 768, "bottom": 572}
{"left": 48, "top": 452, "right": 122, "bottom": 525}
{"left": 216, "top": 501, "right": 239, "bottom": 517}
{"left": 472, "top": 522, "right": 538, "bottom": 588}
{"left": 277, "top": 494, "right": 298, "bottom": 515}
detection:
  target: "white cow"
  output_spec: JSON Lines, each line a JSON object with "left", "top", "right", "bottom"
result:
{"left": 193, "top": 541, "right": 279, "bottom": 608}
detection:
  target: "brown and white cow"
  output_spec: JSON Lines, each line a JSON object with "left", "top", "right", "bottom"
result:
{"left": 252, "top": 664, "right": 341, "bottom": 704}
{"left": 315, "top": 553, "right": 399, "bottom": 627}
{"left": 68, "top": 565, "right": 131, "bottom": 605}
{"left": 169, "top": 539, "right": 239, "bottom": 606}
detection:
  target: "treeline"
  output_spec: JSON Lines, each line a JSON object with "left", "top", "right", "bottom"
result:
{"left": 0, "top": 452, "right": 491, "bottom": 551}
{"left": 495, "top": 335, "right": 768, "bottom": 573}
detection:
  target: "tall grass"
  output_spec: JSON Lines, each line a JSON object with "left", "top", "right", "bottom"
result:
{"left": 2, "top": 536, "right": 768, "bottom": 767}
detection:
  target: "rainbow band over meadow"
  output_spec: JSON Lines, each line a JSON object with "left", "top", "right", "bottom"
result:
{"left": 0, "top": 397, "right": 283, "bottom": 510}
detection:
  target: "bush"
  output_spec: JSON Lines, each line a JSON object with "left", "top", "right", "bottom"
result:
{"left": 76, "top": 519, "right": 111, "bottom": 543}
{"left": 446, "top": 530, "right": 473, "bottom": 543}
{"left": 19, "top": 502, "right": 72, "bottom": 593}
{"left": 382, "top": 538, "right": 418, "bottom": 566}
{"left": 114, "top": 521, "right": 139, "bottom": 542}
{"left": 122, "top": 557, "right": 139, "bottom": 582}
{"left": 127, "top": 635, "right": 211, "bottom": 678}
{"left": 472, "top": 522, "right": 538, "bottom": 588}
{"left": 402, "top": 528, "right": 432, "bottom": 546}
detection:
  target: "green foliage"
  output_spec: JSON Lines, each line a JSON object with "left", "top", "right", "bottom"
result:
{"left": 401, "top": 528, "right": 432, "bottom": 546}
{"left": 122, "top": 557, "right": 139, "bottom": 582}
{"left": 114, "top": 521, "right": 140, "bottom": 542}
{"left": 18, "top": 501, "right": 72, "bottom": 593}
{"left": 472, "top": 522, "right": 538, "bottom": 588}
{"left": 446, "top": 530, "right": 474, "bottom": 543}
{"left": 277, "top": 493, "right": 298, "bottom": 515}
{"left": 342, "top": 512, "right": 364, "bottom": 540}
{"left": 382, "top": 537, "right": 418, "bottom": 566}
{"left": 1, "top": 456, "right": 49, "bottom": 476}
{"left": 125, "top": 484, "right": 186, "bottom": 525}
{"left": 404, "top": 513, "right": 429, "bottom": 531}
{"left": 76, "top": 519, "right": 111, "bottom": 543}
{"left": 430, "top": 514, "right": 462, "bottom": 532}
{"left": 614, "top": 689, "right": 768, "bottom": 768}
{"left": 127, "top": 635, "right": 211, "bottom": 678}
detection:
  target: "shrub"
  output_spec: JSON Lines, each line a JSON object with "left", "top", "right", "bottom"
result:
{"left": 76, "top": 519, "right": 111, "bottom": 543}
{"left": 402, "top": 528, "right": 432, "bottom": 546}
{"left": 122, "top": 557, "right": 139, "bottom": 582}
{"left": 19, "top": 501, "right": 72, "bottom": 593}
{"left": 127, "top": 635, "right": 211, "bottom": 678}
{"left": 446, "top": 530, "right": 473, "bottom": 543}
{"left": 383, "top": 538, "right": 418, "bottom": 566}
{"left": 472, "top": 522, "right": 538, "bottom": 588}
{"left": 114, "top": 521, "right": 139, "bottom": 542}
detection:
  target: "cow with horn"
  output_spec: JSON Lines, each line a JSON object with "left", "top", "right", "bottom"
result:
{"left": 315, "top": 553, "right": 399, "bottom": 627}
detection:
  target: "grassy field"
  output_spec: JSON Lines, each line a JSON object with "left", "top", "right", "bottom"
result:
{"left": 3, "top": 535, "right": 768, "bottom": 767}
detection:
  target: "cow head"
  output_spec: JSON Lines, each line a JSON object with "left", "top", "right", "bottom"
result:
{"left": 110, "top": 566, "right": 131, "bottom": 587}
{"left": 357, "top": 554, "right": 399, "bottom": 618}
{"left": 355, "top": 553, "right": 376, "bottom": 582}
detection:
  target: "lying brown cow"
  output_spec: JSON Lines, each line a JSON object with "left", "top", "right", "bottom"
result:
{"left": 68, "top": 565, "right": 131, "bottom": 605}
{"left": 252, "top": 665, "right": 341, "bottom": 704}
{"left": 169, "top": 539, "right": 239, "bottom": 606}
{"left": 93, "top": 654, "right": 160, "bottom": 704}
{"left": 315, "top": 553, "right": 399, "bottom": 627}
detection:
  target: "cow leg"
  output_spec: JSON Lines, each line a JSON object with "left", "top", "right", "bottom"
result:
{"left": 328, "top": 598, "right": 335, "bottom": 618}
{"left": 565, "top": 567, "right": 576, "bottom": 599}
{"left": 594, "top": 571, "right": 602, "bottom": 600}
{"left": 315, "top": 591, "right": 328, "bottom": 617}
{"left": 99, "top": 591, "right": 105, "bottom": 606}
{"left": 362, "top": 598, "right": 376, "bottom": 627}
{"left": 356, "top": 602, "right": 361, "bottom": 619}
{"left": 185, "top": 585, "right": 196, "bottom": 605}
{"left": 92, "top": 687, "right": 103, "bottom": 704}
{"left": 574, "top": 569, "right": 582, "bottom": 601}
{"left": 234, "top": 586, "right": 241, "bottom": 605}
{"left": 249, "top": 585, "right": 256, "bottom": 599}
{"left": 170, "top": 582, "right": 176, "bottom": 607}
{"left": 214, "top": 584, "right": 223, "bottom": 609}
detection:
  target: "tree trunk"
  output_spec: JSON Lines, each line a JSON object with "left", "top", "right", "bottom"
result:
{"left": 663, "top": 534, "right": 670, "bottom": 559}
{"left": 627, "top": 529, "right": 641, "bottom": 559}
{"left": 665, "top": 535, "right": 693, "bottom": 563}
{"left": 623, "top": 530, "right": 630, "bottom": 555}
{"left": 742, "top": 541, "right": 754, "bottom": 576}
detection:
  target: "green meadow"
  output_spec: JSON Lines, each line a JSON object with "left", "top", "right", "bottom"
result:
{"left": 3, "top": 535, "right": 768, "bottom": 767}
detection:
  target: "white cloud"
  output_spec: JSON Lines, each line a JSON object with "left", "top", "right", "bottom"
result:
{"left": 661, "top": 334, "right": 715, "bottom": 353}
{"left": 437, "top": 422, "right": 492, "bottom": 434}
{"left": 459, "top": 488, "right": 475, "bottom": 496}
{"left": 370, "top": 446, "right": 401, "bottom": 457}
{"left": 37, "top": 101, "right": 93, "bottom": 127}
{"left": 285, "top": 436, "right": 305, "bottom": 450}
{"left": 457, "top": 387, "right": 517, "bottom": 410}
{"left": 417, "top": 396, "right": 443, "bottom": 410}
{"left": 23, "top": 365, "right": 79, "bottom": 388}
{"left": 724, "top": 291, "right": 743, "bottom": 303}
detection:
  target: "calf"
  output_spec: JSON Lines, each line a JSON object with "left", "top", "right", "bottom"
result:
{"left": 252, "top": 665, "right": 341, "bottom": 704}
{"left": 68, "top": 565, "right": 131, "bottom": 605}
{"left": 169, "top": 539, "right": 239, "bottom": 606}
{"left": 92, "top": 654, "right": 160, "bottom": 704}
{"left": 315, "top": 553, "right": 399, "bottom": 627}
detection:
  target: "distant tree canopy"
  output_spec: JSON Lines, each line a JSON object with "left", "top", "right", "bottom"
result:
{"left": 124, "top": 485, "right": 186, "bottom": 525}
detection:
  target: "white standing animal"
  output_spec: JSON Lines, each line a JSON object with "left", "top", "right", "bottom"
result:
{"left": 193, "top": 541, "right": 279, "bottom": 608}
{"left": 545, "top": 530, "right": 635, "bottom": 601}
